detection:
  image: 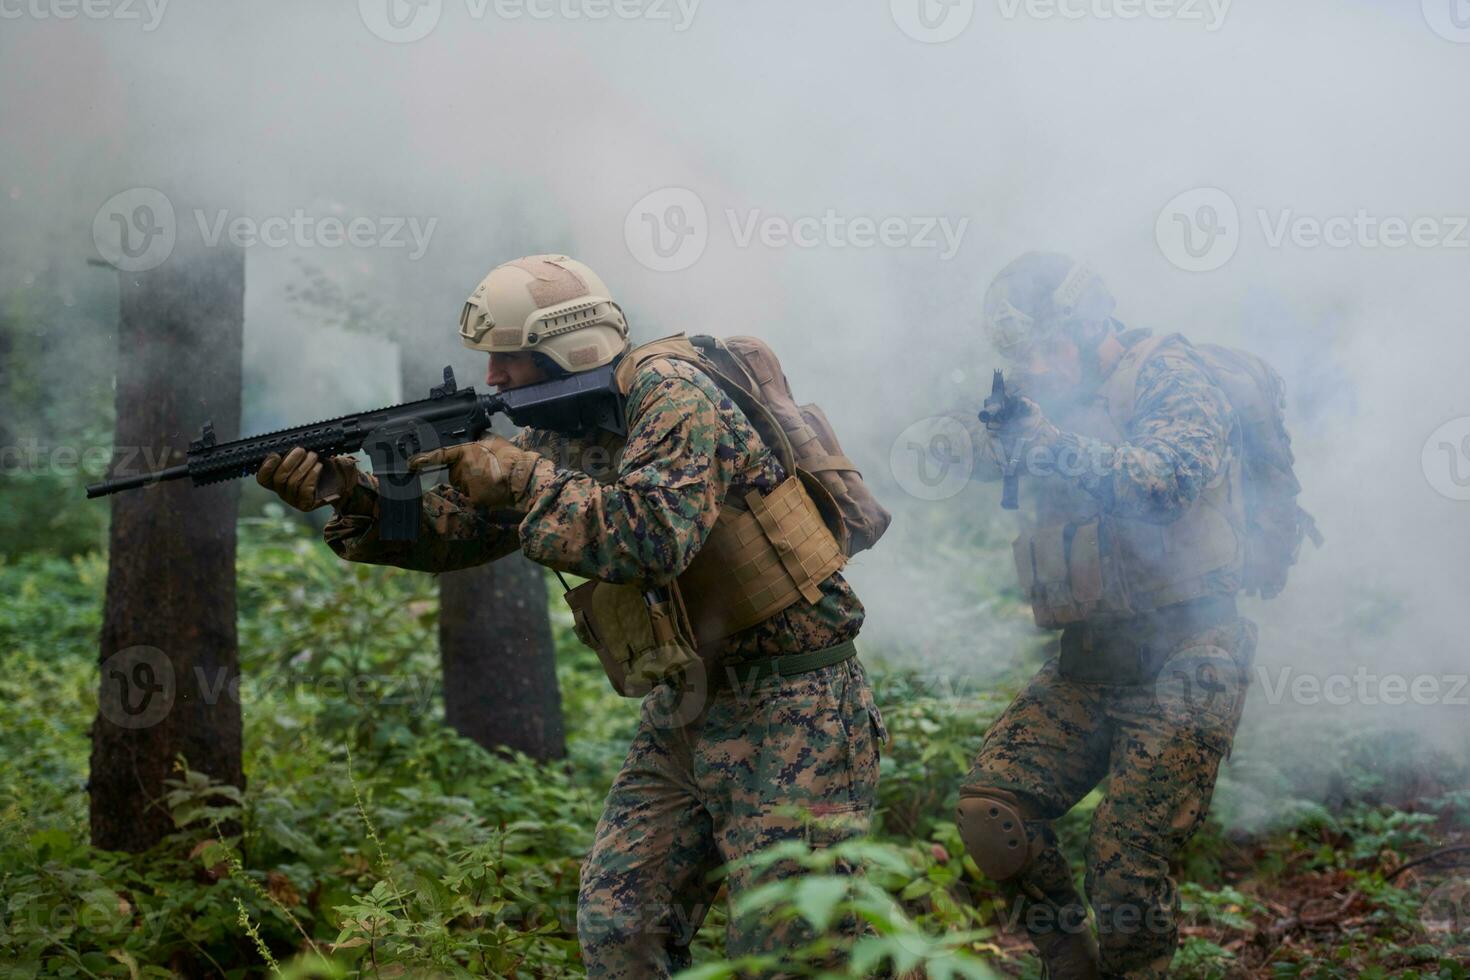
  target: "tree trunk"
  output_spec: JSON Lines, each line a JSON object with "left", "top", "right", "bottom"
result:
{"left": 398, "top": 349, "right": 565, "bottom": 760}
{"left": 440, "top": 560, "right": 565, "bottom": 759}
{"left": 90, "top": 237, "right": 245, "bottom": 852}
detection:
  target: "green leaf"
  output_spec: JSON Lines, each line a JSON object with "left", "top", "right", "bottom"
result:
{"left": 792, "top": 876, "right": 849, "bottom": 931}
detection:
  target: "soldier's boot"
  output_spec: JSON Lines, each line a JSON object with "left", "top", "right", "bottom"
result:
{"left": 1033, "top": 921, "right": 1101, "bottom": 980}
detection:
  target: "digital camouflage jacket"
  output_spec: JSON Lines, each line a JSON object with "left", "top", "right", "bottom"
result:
{"left": 324, "top": 355, "right": 864, "bottom": 664}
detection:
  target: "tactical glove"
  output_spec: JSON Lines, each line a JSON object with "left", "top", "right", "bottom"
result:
{"left": 990, "top": 395, "right": 1062, "bottom": 450}
{"left": 257, "top": 447, "right": 361, "bottom": 512}
{"left": 409, "top": 435, "right": 544, "bottom": 510}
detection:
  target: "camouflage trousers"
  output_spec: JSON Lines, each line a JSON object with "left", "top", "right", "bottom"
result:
{"left": 578, "top": 657, "right": 886, "bottom": 979}
{"left": 960, "top": 617, "right": 1256, "bottom": 979}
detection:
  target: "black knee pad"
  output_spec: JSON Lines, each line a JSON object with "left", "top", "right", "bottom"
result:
{"left": 956, "top": 789, "right": 1033, "bottom": 881}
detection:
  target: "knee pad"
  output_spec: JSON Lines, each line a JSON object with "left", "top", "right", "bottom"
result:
{"left": 956, "top": 789, "right": 1033, "bottom": 881}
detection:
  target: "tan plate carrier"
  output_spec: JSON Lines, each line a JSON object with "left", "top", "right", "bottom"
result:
{"left": 566, "top": 335, "right": 848, "bottom": 697}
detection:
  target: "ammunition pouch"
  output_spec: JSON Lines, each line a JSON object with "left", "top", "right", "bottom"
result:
{"left": 564, "top": 580, "right": 701, "bottom": 697}
{"left": 1013, "top": 498, "right": 1241, "bottom": 630}
{"left": 568, "top": 474, "right": 846, "bottom": 697}
{"left": 678, "top": 474, "right": 846, "bottom": 646}
{"left": 1057, "top": 594, "right": 1238, "bottom": 685}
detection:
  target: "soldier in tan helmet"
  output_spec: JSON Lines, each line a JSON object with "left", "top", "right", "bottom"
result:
{"left": 256, "top": 255, "right": 885, "bottom": 977}
{"left": 954, "top": 252, "right": 1313, "bottom": 979}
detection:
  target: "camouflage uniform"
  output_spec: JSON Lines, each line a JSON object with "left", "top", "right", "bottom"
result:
{"left": 962, "top": 330, "right": 1254, "bottom": 978}
{"left": 324, "top": 355, "right": 885, "bottom": 977}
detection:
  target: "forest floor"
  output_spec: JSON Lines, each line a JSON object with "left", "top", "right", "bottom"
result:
{"left": 2, "top": 517, "right": 1467, "bottom": 978}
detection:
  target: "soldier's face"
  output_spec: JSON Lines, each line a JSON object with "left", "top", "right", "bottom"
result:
{"left": 1015, "top": 334, "right": 1083, "bottom": 406}
{"left": 486, "top": 352, "right": 549, "bottom": 391}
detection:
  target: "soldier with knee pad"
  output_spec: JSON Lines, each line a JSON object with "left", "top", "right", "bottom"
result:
{"left": 957, "top": 788, "right": 1101, "bottom": 979}
{"left": 956, "top": 788, "right": 1034, "bottom": 882}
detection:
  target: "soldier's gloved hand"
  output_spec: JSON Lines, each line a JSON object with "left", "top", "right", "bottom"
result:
{"left": 992, "top": 396, "right": 1062, "bottom": 448}
{"left": 257, "top": 447, "right": 360, "bottom": 512}
{"left": 409, "top": 435, "right": 543, "bottom": 510}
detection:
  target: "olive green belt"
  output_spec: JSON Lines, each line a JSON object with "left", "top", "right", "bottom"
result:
{"left": 708, "top": 638, "right": 858, "bottom": 693}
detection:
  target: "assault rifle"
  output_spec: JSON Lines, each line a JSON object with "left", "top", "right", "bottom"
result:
{"left": 85, "top": 364, "right": 627, "bottom": 541}
{"left": 977, "top": 369, "right": 1023, "bottom": 511}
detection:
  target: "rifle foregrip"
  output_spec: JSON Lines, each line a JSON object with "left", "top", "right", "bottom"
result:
{"left": 1001, "top": 473, "right": 1019, "bottom": 510}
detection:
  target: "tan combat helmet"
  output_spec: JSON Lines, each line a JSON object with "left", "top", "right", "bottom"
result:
{"left": 982, "top": 252, "right": 1116, "bottom": 359}
{"left": 459, "top": 254, "right": 630, "bottom": 372}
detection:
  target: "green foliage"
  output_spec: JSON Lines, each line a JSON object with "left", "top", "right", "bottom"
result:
{"left": 3, "top": 513, "right": 1468, "bottom": 977}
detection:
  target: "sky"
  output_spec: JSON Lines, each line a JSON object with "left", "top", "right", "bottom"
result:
{"left": 3, "top": 0, "right": 1468, "bottom": 817}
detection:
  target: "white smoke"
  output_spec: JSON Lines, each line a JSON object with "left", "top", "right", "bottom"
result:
{"left": 3, "top": 0, "right": 1467, "bottom": 822}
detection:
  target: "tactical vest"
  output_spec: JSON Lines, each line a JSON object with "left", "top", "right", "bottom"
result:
{"left": 565, "top": 337, "right": 848, "bottom": 695}
{"left": 1012, "top": 334, "right": 1245, "bottom": 629}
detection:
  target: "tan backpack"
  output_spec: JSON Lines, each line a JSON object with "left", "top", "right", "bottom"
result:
{"left": 615, "top": 333, "right": 892, "bottom": 557}
{"left": 688, "top": 334, "right": 892, "bottom": 557}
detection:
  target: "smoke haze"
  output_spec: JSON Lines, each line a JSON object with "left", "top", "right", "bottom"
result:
{"left": 4, "top": 0, "right": 1467, "bottom": 823}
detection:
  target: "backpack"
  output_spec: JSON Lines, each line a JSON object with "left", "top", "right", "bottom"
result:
{"left": 620, "top": 333, "right": 892, "bottom": 557}
{"left": 1192, "top": 342, "right": 1323, "bottom": 599}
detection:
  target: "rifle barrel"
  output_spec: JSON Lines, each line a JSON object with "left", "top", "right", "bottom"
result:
{"left": 85, "top": 463, "right": 190, "bottom": 498}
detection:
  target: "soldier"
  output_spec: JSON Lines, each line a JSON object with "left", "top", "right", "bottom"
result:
{"left": 255, "top": 254, "right": 885, "bottom": 978}
{"left": 955, "top": 253, "right": 1257, "bottom": 979}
